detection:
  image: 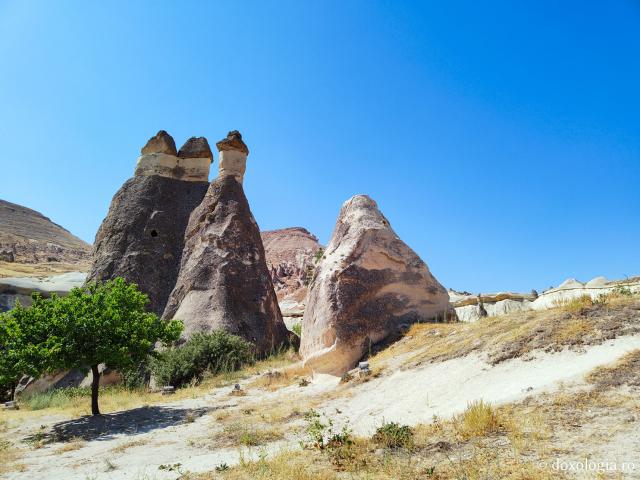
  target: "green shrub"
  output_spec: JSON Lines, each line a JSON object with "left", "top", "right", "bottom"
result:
{"left": 372, "top": 421, "right": 414, "bottom": 449}
{"left": 291, "top": 323, "right": 302, "bottom": 338}
{"left": 150, "top": 331, "right": 254, "bottom": 388}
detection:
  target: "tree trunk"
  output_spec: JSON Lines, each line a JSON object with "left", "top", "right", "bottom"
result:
{"left": 10, "top": 382, "right": 16, "bottom": 402}
{"left": 90, "top": 364, "right": 101, "bottom": 415}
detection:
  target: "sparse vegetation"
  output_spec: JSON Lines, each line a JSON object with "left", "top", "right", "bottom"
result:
{"left": 455, "top": 400, "right": 501, "bottom": 440}
{"left": 2, "top": 278, "right": 182, "bottom": 415}
{"left": 370, "top": 292, "right": 640, "bottom": 372}
{"left": 150, "top": 331, "right": 255, "bottom": 388}
{"left": 372, "top": 421, "right": 414, "bottom": 449}
{"left": 218, "top": 422, "right": 284, "bottom": 447}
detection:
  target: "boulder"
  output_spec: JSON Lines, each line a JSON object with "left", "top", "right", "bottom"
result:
{"left": 141, "top": 130, "right": 178, "bottom": 156}
{"left": 300, "top": 195, "right": 451, "bottom": 375}
{"left": 178, "top": 137, "right": 213, "bottom": 161}
{"left": 87, "top": 131, "right": 210, "bottom": 315}
{"left": 162, "top": 136, "right": 288, "bottom": 354}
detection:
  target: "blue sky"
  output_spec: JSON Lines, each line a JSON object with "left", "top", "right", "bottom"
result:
{"left": 1, "top": 1, "right": 638, "bottom": 293}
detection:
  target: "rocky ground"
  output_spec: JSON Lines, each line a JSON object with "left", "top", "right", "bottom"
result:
{"left": 0, "top": 199, "right": 91, "bottom": 278}
{"left": 2, "top": 295, "right": 639, "bottom": 479}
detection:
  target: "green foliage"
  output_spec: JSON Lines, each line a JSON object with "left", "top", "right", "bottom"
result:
{"left": 313, "top": 248, "right": 325, "bottom": 264}
{"left": 0, "top": 312, "right": 22, "bottom": 399}
{"left": 1, "top": 278, "right": 182, "bottom": 413}
{"left": 291, "top": 322, "right": 302, "bottom": 338}
{"left": 150, "top": 331, "right": 255, "bottom": 387}
{"left": 372, "top": 421, "right": 414, "bottom": 449}
{"left": 302, "top": 409, "right": 353, "bottom": 450}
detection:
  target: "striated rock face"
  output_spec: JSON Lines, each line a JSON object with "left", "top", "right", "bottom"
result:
{"left": 162, "top": 175, "right": 289, "bottom": 354}
{"left": 301, "top": 195, "right": 451, "bottom": 375}
{"left": 0, "top": 199, "right": 91, "bottom": 277}
{"left": 261, "top": 227, "right": 322, "bottom": 322}
{"left": 87, "top": 132, "right": 210, "bottom": 315}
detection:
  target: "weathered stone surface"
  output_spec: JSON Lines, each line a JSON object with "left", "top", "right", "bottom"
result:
{"left": 300, "top": 195, "right": 451, "bottom": 375}
{"left": 261, "top": 227, "right": 322, "bottom": 324}
{"left": 178, "top": 137, "right": 213, "bottom": 161}
{"left": 216, "top": 131, "right": 248, "bottom": 184}
{"left": 163, "top": 175, "right": 289, "bottom": 354}
{"left": 87, "top": 175, "right": 209, "bottom": 315}
{"left": 141, "top": 130, "right": 177, "bottom": 156}
{"left": 215, "top": 130, "right": 249, "bottom": 154}
{"left": 134, "top": 153, "right": 211, "bottom": 182}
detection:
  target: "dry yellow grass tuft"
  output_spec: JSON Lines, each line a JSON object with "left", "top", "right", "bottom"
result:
{"left": 246, "top": 363, "right": 312, "bottom": 391}
{"left": 455, "top": 400, "right": 501, "bottom": 440}
{"left": 110, "top": 438, "right": 148, "bottom": 454}
{"left": 54, "top": 437, "right": 85, "bottom": 454}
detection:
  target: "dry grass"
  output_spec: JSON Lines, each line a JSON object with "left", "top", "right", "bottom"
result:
{"left": 110, "top": 438, "right": 148, "bottom": 454}
{"left": 370, "top": 294, "right": 640, "bottom": 372}
{"left": 54, "top": 437, "right": 85, "bottom": 453}
{"left": 215, "top": 422, "right": 285, "bottom": 448}
{"left": 587, "top": 349, "right": 640, "bottom": 388}
{"left": 455, "top": 400, "right": 501, "bottom": 440}
{"left": 0, "top": 260, "right": 89, "bottom": 278}
{"left": 246, "top": 363, "right": 313, "bottom": 391}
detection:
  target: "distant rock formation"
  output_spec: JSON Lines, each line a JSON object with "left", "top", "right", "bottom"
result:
{"left": 163, "top": 132, "right": 289, "bottom": 354}
{"left": 450, "top": 275, "right": 640, "bottom": 322}
{"left": 261, "top": 227, "right": 322, "bottom": 327}
{"left": 0, "top": 199, "right": 91, "bottom": 277}
{"left": 86, "top": 131, "right": 211, "bottom": 315}
{"left": 300, "top": 195, "right": 451, "bottom": 375}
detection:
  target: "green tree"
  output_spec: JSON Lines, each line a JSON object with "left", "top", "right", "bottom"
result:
{"left": 5, "top": 278, "right": 182, "bottom": 415}
{"left": 0, "top": 312, "right": 24, "bottom": 401}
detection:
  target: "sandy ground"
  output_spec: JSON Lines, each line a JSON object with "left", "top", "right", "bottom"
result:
{"left": 4, "top": 336, "right": 640, "bottom": 479}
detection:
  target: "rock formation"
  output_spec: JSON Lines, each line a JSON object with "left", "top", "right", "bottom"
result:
{"left": 216, "top": 130, "right": 249, "bottom": 183}
{"left": 162, "top": 132, "right": 289, "bottom": 354}
{"left": 0, "top": 272, "right": 86, "bottom": 312}
{"left": 300, "top": 194, "right": 451, "bottom": 375}
{"left": 0, "top": 199, "right": 91, "bottom": 277}
{"left": 86, "top": 131, "right": 211, "bottom": 315}
{"left": 261, "top": 227, "right": 322, "bottom": 328}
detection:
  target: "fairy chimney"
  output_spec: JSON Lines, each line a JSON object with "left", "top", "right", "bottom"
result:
{"left": 216, "top": 130, "right": 249, "bottom": 183}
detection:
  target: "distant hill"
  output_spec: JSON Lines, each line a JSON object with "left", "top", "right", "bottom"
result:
{"left": 0, "top": 199, "right": 91, "bottom": 277}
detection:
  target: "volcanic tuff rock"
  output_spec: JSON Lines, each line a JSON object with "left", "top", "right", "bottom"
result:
{"left": 216, "top": 130, "right": 249, "bottom": 183}
{"left": 163, "top": 133, "right": 288, "bottom": 354}
{"left": 178, "top": 137, "right": 213, "bottom": 160}
{"left": 87, "top": 132, "right": 210, "bottom": 315}
{"left": 163, "top": 176, "right": 289, "bottom": 353}
{"left": 0, "top": 199, "right": 91, "bottom": 277}
{"left": 261, "top": 227, "right": 322, "bottom": 321}
{"left": 141, "top": 130, "right": 178, "bottom": 156}
{"left": 300, "top": 195, "right": 451, "bottom": 375}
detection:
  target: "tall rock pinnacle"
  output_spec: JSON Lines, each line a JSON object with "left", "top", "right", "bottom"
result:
{"left": 216, "top": 130, "right": 249, "bottom": 183}
{"left": 163, "top": 131, "right": 289, "bottom": 354}
{"left": 87, "top": 131, "right": 210, "bottom": 315}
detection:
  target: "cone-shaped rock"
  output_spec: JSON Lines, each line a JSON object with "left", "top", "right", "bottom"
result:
{"left": 87, "top": 131, "right": 210, "bottom": 315}
{"left": 300, "top": 195, "right": 451, "bottom": 375}
{"left": 162, "top": 137, "right": 288, "bottom": 354}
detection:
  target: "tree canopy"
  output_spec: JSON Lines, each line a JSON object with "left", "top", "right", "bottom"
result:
{"left": 0, "top": 278, "right": 182, "bottom": 413}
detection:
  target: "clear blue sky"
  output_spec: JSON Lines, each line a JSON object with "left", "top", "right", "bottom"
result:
{"left": 1, "top": 1, "right": 639, "bottom": 293}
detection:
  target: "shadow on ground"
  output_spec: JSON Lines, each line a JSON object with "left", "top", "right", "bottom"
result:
{"left": 26, "top": 405, "right": 226, "bottom": 443}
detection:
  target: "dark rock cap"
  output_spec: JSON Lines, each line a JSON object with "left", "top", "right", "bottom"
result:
{"left": 178, "top": 137, "right": 213, "bottom": 161}
{"left": 216, "top": 130, "right": 249, "bottom": 155}
{"left": 141, "top": 130, "right": 178, "bottom": 156}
